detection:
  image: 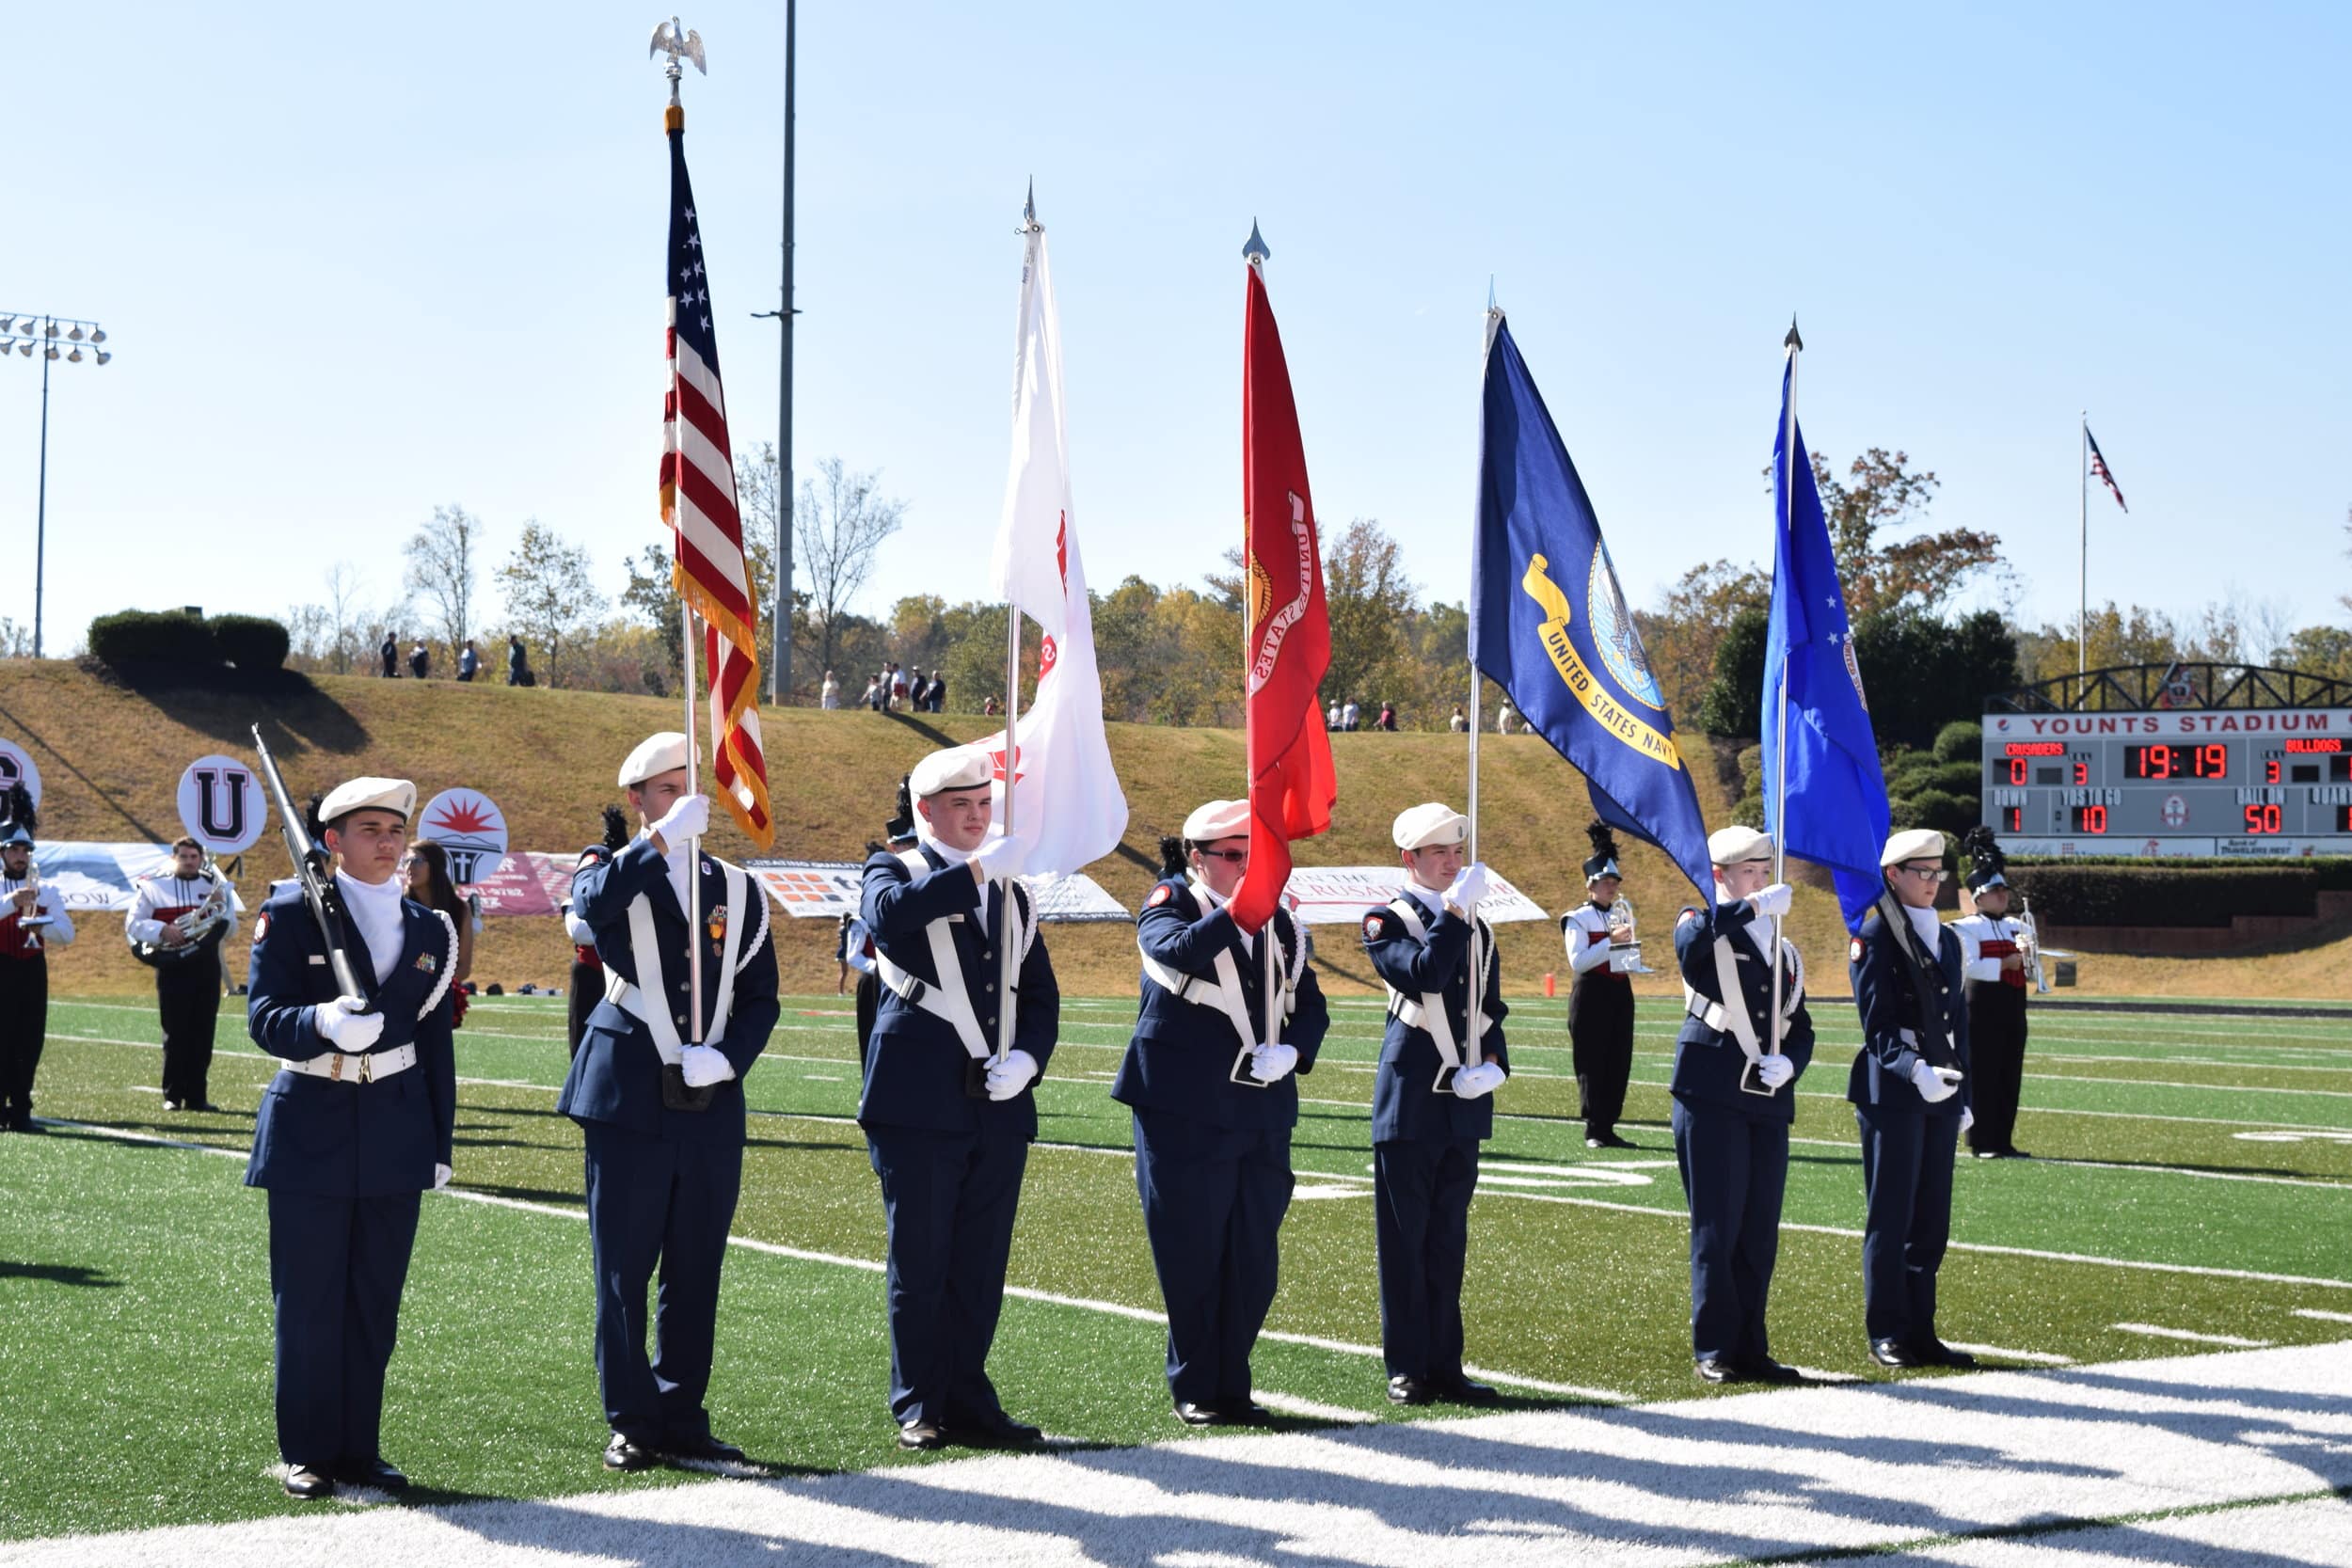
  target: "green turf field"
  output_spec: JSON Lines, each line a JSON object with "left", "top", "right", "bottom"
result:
{"left": 5, "top": 990, "right": 2351, "bottom": 1543}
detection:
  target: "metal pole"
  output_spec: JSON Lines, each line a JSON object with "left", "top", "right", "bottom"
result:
{"left": 2077, "top": 411, "right": 2089, "bottom": 683}
{"left": 1465, "top": 304, "right": 1502, "bottom": 1068}
{"left": 1769, "top": 321, "right": 1802, "bottom": 1059}
{"left": 993, "top": 603, "right": 1020, "bottom": 1066}
{"left": 34, "top": 320, "right": 51, "bottom": 659}
{"left": 771, "top": 0, "right": 795, "bottom": 705}
{"left": 681, "top": 603, "right": 704, "bottom": 1044}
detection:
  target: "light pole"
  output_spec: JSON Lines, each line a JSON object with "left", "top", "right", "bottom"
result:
{"left": 752, "top": 0, "right": 796, "bottom": 705}
{"left": 3, "top": 311, "right": 112, "bottom": 658}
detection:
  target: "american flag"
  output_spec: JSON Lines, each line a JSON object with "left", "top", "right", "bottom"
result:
{"left": 2087, "top": 426, "right": 2128, "bottom": 514}
{"left": 658, "top": 103, "right": 772, "bottom": 847}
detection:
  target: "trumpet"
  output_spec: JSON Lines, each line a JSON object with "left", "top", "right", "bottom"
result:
{"left": 16, "top": 860, "right": 52, "bottom": 951}
{"left": 170, "top": 863, "right": 232, "bottom": 945}
{"left": 1604, "top": 895, "right": 1654, "bottom": 974}
{"left": 2016, "top": 891, "right": 2051, "bottom": 995}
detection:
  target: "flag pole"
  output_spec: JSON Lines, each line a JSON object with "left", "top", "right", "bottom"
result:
{"left": 1466, "top": 297, "right": 1504, "bottom": 1068}
{"left": 1769, "top": 317, "right": 1803, "bottom": 1063}
{"left": 657, "top": 25, "right": 706, "bottom": 1046}
{"left": 2077, "top": 411, "right": 2089, "bottom": 683}
{"left": 993, "top": 189, "right": 1041, "bottom": 1070}
{"left": 1243, "top": 222, "right": 1283, "bottom": 1053}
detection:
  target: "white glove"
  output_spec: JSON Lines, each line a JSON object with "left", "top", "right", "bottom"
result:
{"left": 1452, "top": 1061, "right": 1506, "bottom": 1099}
{"left": 650, "top": 793, "right": 710, "bottom": 848}
{"left": 1445, "top": 862, "right": 1491, "bottom": 912}
{"left": 314, "top": 995, "right": 385, "bottom": 1052}
{"left": 984, "top": 1048, "right": 1041, "bottom": 1101}
{"left": 1910, "top": 1059, "right": 1962, "bottom": 1103}
{"left": 1961, "top": 1105, "right": 1976, "bottom": 1136}
{"left": 1756, "top": 1053, "right": 1796, "bottom": 1088}
{"left": 679, "top": 1043, "right": 737, "bottom": 1088}
{"left": 1751, "top": 882, "right": 1794, "bottom": 918}
{"left": 563, "top": 911, "right": 596, "bottom": 944}
{"left": 433, "top": 1163, "right": 453, "bottom": 1190}
{"left": 971, "top": 832, "right": 1026, "bottom": 884}
{"left": 1249, "top": 1042, "right": 1299, "bottom": 1083}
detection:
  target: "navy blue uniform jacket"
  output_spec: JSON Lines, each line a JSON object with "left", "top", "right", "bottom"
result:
{"left": 1671, "top": 897, "right": 1815, "bottom": 1121}
{"left": 859, "top": 845, "right": 1059, "bottom": 1137}
{"left": 557, "top": 837, "right": 781, "bottom": 1142}
{"left": 1362, "top": 894, "right": 1510, "bottom": 1145}
{"left": 245, "top": 888, "right": 458, "bottom": 1197}
{"left": 1849, "top": 903, "right": 1970, "bottom": 1115}
{"left": 1114, "top": 878, "right": 1329, "bottom": 1132}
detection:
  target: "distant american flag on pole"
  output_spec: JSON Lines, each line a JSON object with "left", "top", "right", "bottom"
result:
{"left": 659, "top": 101, "right": 772, "bottom": 846}
{"left": 2087, "top": 426, "right": 2128, "bottom": 514}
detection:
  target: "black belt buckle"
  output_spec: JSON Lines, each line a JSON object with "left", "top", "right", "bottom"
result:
{"left": 964, "top": 1058, "right": 991, "bottom": 1100}
{"left": 1739, "top": 1057, "right": 1780, "bottom": 1098}
{"left": 1229, "top": 1045, "right": 1271, "bottom": 1087}
{"left": 1432, "top": 1063, "right": 1459, "bottom": 1096}
{"left": 660, "top": 1064, "right": 715, "bottom": 1113}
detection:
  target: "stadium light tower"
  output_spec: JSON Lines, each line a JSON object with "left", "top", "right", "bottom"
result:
{"left": 2, "top": 310, "right": 113, "bottom": 658}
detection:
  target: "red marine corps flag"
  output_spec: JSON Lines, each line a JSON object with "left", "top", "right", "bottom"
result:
{"left": 657, "top": 67, "right": 772, "bottom": 847}
{"left": 1232, "top": 223, "right": 1335, "bottom": 940}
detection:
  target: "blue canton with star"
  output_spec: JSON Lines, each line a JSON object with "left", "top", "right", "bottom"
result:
{"left": 667, "top": 127, "right": 723, "bottom": 373}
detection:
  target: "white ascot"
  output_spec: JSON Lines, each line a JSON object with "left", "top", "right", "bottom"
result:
{"left": 336, "top": 870, "right": 406, "bottom": 986}
{"left": 1904, "top": 903, "right": 1943, "bottom": 955}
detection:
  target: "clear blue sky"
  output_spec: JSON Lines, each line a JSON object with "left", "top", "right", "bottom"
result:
{"left": 7, "top": 1, "right": 2346, "bottom": 665}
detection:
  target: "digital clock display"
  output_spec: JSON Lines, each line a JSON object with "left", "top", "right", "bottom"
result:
{"left": 2122, "top": 743, "right": 2230, "bottom": 781}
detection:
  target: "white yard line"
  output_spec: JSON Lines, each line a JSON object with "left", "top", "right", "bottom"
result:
{"left": 2111, "top": 1323, "right": 2275, "bottom": 1348}
{"left": 1248, "top": 1390, "right": 1382, "bottom": 1423}
{"left": 1940, "top": 1340, "right": 2074, "bottom": 1367}
{"left": 2293, "top": 1307, "right": 2352, "bottom": 1324}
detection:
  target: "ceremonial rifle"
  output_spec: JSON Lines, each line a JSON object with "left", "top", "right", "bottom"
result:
{"left": 250, "top": 727, "right": 367, "bottom": 1000}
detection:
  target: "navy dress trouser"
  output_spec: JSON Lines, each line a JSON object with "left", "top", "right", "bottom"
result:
{"left": 1132, "top": 1108, "right": 1295, "bottom": 1407}
{"left": 865, "top": 1121, "right": 1028, "bottom": 1428}
{"left": 267, "top": 1188, "right": 422, "bottom": 1469}
{"left": 1373, "top": 1136, "right": 1480, "bottom": 1381}
{"left": 1854, "top": 1106, "right": 1959, "bottom": 1345}
{"left": 1670, "top": 1099, "right": 1789, "bottom": 1364}
{"left": 581, "top": 1121, "right": 743, "bottom": 1446}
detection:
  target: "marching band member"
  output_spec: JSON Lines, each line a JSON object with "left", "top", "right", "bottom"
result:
{"left": 1850, "top": 827, "right": 1974, "bottom": 1370}
{"left": 1954, "top": 826, "right": 2032, "bottom": 1160}
{"left": 1361, "top": 801, "right": 1509, "bottom": 1406}
{"left": 244, "top": 777, "right": 457, "bottom": 1498}
{"left": 1118, "top": 799, "right": 1329, "bottom": 1426}
{"left": 1562, "top": 821, "right": 1638, "bottom": 1148}
{"left": 0, "top": 784, "right": 71, "bottom": 1132}
{"left": 127, "top": 835, "right": 237, "bottom": 1111}
{"left": 561, "top": 733, "right": 780, "bottom": 1473}
{"left": 1671, "top": 826, "right": 1810, "bottom": 1384}
{"left": 858, "top": 745, "right": 1058, "bottom": 1450}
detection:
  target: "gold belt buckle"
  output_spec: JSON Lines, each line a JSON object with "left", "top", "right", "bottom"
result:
{"left": 328, "top": 1053, "right": 345, "bottom": 1083}
{"left": 356, "top": 1053, "right": 373, "bottom": 1084}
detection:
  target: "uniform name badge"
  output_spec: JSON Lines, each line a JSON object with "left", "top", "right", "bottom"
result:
{"left": 1229, "top": 1044, "right": 1271, "bottom": 1088}
{"left": 1432, "top": 1062, "right": 1459, "bottom": 1096}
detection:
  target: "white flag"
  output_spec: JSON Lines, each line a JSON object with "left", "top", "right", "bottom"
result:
{"left": 979, "top": 210, "right": 1128, "bottom": 876}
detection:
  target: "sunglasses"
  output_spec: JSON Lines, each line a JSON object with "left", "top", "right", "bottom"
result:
{"left": 1195, "top": 847, "right": 1248, "bottom": 864}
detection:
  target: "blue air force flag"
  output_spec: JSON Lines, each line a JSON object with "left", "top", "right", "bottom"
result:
{"left": 1761, "top": 356, "right": 1890, "bottom": 931}
{"left": 1470, "top": 317, "right": 1714, "bottom": 901}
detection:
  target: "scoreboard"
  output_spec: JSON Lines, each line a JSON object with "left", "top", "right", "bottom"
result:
{"left": 1980, "top": 706, "right": 2352, "bottom": 857}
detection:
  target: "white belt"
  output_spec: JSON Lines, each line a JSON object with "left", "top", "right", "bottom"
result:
{"left": 279, "top": 1043, "right": 418, "bottom": 1084}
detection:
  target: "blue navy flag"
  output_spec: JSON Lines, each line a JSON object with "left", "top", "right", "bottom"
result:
{"left": 1762, "top": 357, "right": 1890, "bottom": 930}
{"left": 1471, "top": 317, "right": 1714, "bottom": 901}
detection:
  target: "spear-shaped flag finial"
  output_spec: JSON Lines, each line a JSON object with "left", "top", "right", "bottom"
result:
{"left": 1242, "top": 219, "right": 1270, "bottom": 265}
{"left": 1785, "top": 314, "right": 1804, "bottom": 353}
{"left": 1024, "top": 177, "right": 1037, "bottom": 230}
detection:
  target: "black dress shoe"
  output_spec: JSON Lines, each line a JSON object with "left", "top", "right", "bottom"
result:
{"left": 1918, "top": 1339, "right": 1979, "bottom": 1369}
{"left": 1870, "top": 1338, "right": 1923, "bottom": 1369}
{"left": 660, "top": 1433, "right": 746, "bottom": 1464}
{"left": 282, "top": 1465, "right": 335, "bottom": 1499}
{"left": 1432, "top": 1375, "right": 1500, "bottom": 1404}
{"left": 335, "top": 1456, "right": 408, "bottom": 1490}
{"left": 897, "top": 1419, "right": 948, "bottom": 1450}
{"left": 1174, "top": 1401, "right": 1232, "bottom": 1426}
{"left": 1695, "top": 1357, "right": 1744, "bottom": 1385}
{"left": 947, "top": 1414, "right": 1041, "bottom": 1449}
{"left": 1387, "top": 1375, "right": 1437, "bottom": 1406}
{"left": 604, "top": 1433, "right": 659, "bottom": 1471}
{"left": 1740, "top": 1357, "right": 1804, "bottom": 1385}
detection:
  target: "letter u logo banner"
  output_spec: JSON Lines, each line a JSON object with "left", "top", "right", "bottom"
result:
{"left": 177, "top": 754, "right": 267, "bottom": 854}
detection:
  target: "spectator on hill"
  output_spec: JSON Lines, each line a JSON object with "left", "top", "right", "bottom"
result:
{"left": 925, "top": 671, "right": 947, "bottom": 713}
{"left": 1376, "top": 701, "right": 1397, "bottom": 732}
{"left": 506, "top": 634, "right": 529, "bottom": 686}
{"left": 408, "top": 641, "right": 430, "bottom": 680}
{"left": 1498, "top": 701, "right": 1518, "bottom": 735}
{"left": 380, "top": 632, "right": 400, "bottom": 678}
{"left": 1450, "top": 705, "right": 1469, "bottom": 734}
{"left": 456, "top": 640, "right": 480, "bottom": 683}
{"left": 862, "top": 674, "right": 882, "bottom": 711}
{"left": 891, "top": 666, "right": 911, "bottom": 710}
{"left": 984, "top": 694, "right": 1001, "bottom": 718}
{"left": 1327, "top": 701, "right": 1343, "bottom": 730}
{"left": 820, "top": 670, "right": 840, "bottom": 709}
{"left": 1341, "top": 699, "right": 1361, "bottom": 732}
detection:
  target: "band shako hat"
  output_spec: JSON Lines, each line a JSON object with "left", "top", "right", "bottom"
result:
{"left": 1960, "top": 824, "right": 2010, "bottom": 892}
{"left": 1582, "top": 820, "right": 1623, "bottom": 883}
{"left": 0, "top": 783, "right": 34, "bottom": 849}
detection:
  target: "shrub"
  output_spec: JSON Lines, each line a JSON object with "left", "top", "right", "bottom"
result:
{"left": 1905, "top": 789, "right": 1975, "bottom": 835}
{"left": 1928, "top": 761, "right": 1985, "bottom": 799}
{"left": 2007, "top": 864, "right": 2325, "bottom": 927}
{"left": 87, "top": 610, "right": 216, "bottom": 667}
{"left": 1932, "top": 721, "right": 1983, "bottom": 764}
{"left": 211, "top": 613, "right": 289, "bottom": 670}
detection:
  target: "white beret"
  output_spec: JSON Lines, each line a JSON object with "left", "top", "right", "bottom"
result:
{"left": 909, "top": 746, "right": 992, "bottom": 798}
{"left": 319, "top": 777, "right": 416, "bottom": 823}
{"left": 1182, "top": 799, "right": 1250, "bottom": 842}
{"left": 1708, "top": 825, "right": 1773, "bottom": 866}
{"left": 618, "top": 732, "right": 691, "bottom": 788}
{"left": 1881, "top": 827, "right": 1949, "bottom": 867}
{"left": 1392, "top": 801, "right": 1469, "bottom": 851}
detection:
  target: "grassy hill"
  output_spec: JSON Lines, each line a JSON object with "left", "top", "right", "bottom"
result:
{"left": 3, "top": 659, "right": 2344, "bottom": 1002}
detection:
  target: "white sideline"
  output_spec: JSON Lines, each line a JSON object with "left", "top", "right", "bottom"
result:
{"left": 5, "top": 1342, "right": 2347, "bottom": 1567}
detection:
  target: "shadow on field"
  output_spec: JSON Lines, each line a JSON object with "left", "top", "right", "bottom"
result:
{"left": 0, "top": 1259, "right": 121, "bottom": 1289}
{"left": 95, "top": 663, "right": 372, "bottom": 759}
